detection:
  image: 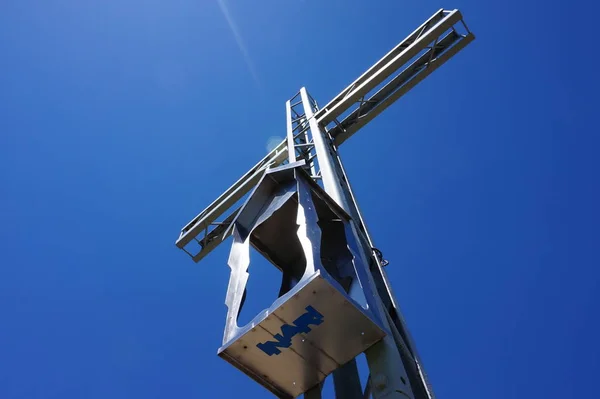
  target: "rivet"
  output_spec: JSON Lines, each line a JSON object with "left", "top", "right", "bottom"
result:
{"left": 372, "top": 373, "right": 387, "bottom": 390}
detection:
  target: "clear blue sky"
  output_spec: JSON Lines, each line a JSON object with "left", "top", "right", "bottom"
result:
{"left": 1, "top": 1, "right": 599, "bottom": 398}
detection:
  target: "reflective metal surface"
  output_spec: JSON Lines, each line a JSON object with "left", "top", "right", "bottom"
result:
{"left": 174, "top": 8, "right": 476, "bottom": 399}
{"left": 218, "top": 164, "right": 387, "bottom": 398}
{"left": 218, "top": 272, "right": 386, "bottom": 398}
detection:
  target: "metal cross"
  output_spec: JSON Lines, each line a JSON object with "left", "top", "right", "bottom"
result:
{"left": 176, "top": 8, "right": 474, "bottom": 399}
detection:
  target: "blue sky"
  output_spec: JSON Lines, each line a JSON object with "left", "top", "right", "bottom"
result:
{"left": 1, "top": 1, "right": 599, "bottom": 398}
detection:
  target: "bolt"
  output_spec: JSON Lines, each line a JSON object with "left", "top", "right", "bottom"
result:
{"left": 372, "top": 374, "right": 387, "bottom": 390}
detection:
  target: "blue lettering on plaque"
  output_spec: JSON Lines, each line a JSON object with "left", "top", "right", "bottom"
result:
{"left": 256, "top": 306, "right": 324, "bottom": 356}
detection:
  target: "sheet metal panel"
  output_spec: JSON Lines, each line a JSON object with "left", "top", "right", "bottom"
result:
{"left": 218, "top": 271, "right": 386, "bottom": 398}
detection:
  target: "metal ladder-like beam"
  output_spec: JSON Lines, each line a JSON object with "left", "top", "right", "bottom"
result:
{"left": 175, "top": 7, "right": 474, "bottom": 266}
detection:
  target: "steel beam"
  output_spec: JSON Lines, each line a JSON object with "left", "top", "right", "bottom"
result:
{"left": 176, "top": 8, "right": 474, "bottom": 263}
{"left": 329, "top": 31, "right": 475, "bottom": 146}
{"left": 176, "top": 141, "right": 288, "bottom": 250}
{"left": 315, "top": 9, "right": 462, "bottom": 126}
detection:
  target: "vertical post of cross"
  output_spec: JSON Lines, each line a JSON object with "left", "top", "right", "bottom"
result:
{"left": 293, "top": 87, "right": 416, "bottom": 398}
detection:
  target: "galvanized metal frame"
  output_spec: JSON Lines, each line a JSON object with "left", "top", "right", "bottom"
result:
{"left": 316, "top": 9, "right": 474, "bottom": 145}
{"left": 174, "top": 7, "right": 475, "bottom": 399}
{"left": 292, "top": 86, "right": 419, "bottom": 399}
{"left": 175, "top": 9, "right": 474, "bottom": 265}
{"left": 218, "top": 163, "right": 389, "bottom": 398}
{"left": 286, "top": 91, "right": 319, "bottom": 179}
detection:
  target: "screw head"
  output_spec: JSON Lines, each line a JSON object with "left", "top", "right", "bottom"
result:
{"left": 372, "top": 373, "right": 387, "bottom": 390}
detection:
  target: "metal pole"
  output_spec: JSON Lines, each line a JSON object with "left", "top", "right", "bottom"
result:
{"left": 300, "top": 88, "right": 415, "bottom": 399}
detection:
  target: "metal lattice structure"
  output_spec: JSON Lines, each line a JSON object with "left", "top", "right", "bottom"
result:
{"left": 175, "top": 8, "right": 474, "bottom": 399}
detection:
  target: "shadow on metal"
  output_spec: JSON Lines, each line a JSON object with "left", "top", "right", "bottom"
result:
{"left": 217, "top": 162, "right": 387, "bottom": 398}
